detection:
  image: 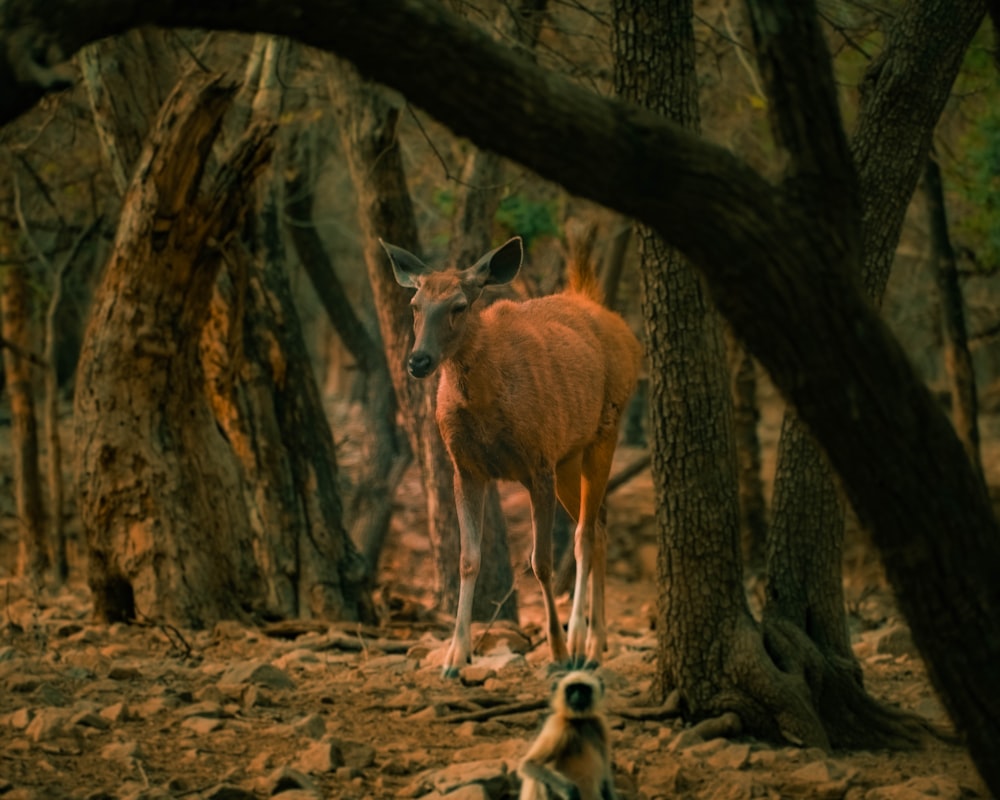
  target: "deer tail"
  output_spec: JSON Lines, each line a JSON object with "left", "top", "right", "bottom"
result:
{"left": 564, "top": 217, "right": 604, "bottom": 304}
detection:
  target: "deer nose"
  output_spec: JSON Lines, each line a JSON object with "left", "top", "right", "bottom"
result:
{"left": 408, "top": 352, "right": 434, "bottom": 378}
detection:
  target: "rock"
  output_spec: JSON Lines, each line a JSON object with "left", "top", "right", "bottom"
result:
{"left": 266, "top": 766, "right": 317, "bottom": 795}
{"left": 872, "top": 624, "right": 918, "bottom": 658}
{"left": 291, "top": 713, "right": 326, "bottom": 739}
{"left": 340, "top": 740, "right": 377, "bottom": 770}
{"left": 100, "top": 701, "right": 130, "bottom": 724}
{"left": 25, "top": 708, "right": 70, "bottom": 741}
{"left": 8, "top": 707, "right": 32, "bottom": 729}
{"left": 202, "top": 784, "right": 258, "bottom": 800}
{"left": 295, "top": 739, "right": 345, "bottom": 774}
{"left": 7, "top": 674, "right": 42, "bottom": 693}
{"left": 181, "top": 716, "right": 224, "bottom": 735}
{"left": 108, "top": 665, "right": 143, "bottom": 681}
{"left": 459, "top": 665, "right": 496, "bottom": 686}
{"left": 71, "top": 710, "right": 111, "bottom": 730}
{"left": 423, "top": 759, "right": 511, "bottom": 796}
{"left": 219, "top": 661, "right": 295, "bottom": 691}
{"left": 177, "top": 700, "right": 226, "bottom": 719}
{"left": 866, "top": 775, "right": 962, "bottom": 800}
{"left": 102, "top": 740, "right": 141, "bottom": 761}
{"left": 706, "top": 742, "right": 751, "bottom": 770}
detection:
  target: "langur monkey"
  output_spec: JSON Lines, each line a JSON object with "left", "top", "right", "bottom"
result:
{"left": 519, "top": 671, "right": 617, "bottom": 800}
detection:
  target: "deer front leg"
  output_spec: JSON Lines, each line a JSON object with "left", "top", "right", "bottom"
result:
{"left": 444, "top": 470, "right": 487, "bottom": 678}
{"left": 528, "top": 472, "right": 569, "bottom": 665}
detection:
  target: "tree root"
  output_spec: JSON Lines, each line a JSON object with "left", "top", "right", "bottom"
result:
{"left": 761, "top": 615, "right": 936, "bottom": 750}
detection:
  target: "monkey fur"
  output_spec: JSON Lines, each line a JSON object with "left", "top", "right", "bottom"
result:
{"left": 518, "top": 671, "right": 617, "bottom": 800}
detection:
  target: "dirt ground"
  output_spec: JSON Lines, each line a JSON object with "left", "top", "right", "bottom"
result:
{"left": 0, "top": 394, "right": 991, "bottom": 800}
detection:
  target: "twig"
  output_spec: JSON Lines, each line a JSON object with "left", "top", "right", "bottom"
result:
{"left": 472, "top": 580, "right": 519, "bottom": 655}
{"left": 438, "top": 698, "right": 548, "bottom": 723}
{"left": 133, "top": 608, "right": 194, "bottom": 658}
{"left": 606, "top": 453, "right": 650, "bottom": 495}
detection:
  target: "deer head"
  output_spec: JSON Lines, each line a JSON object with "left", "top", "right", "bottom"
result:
{"left": 381, "top": 237, "right": 523, "bottom": 378}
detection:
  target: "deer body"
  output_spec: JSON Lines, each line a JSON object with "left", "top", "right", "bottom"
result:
{"left": 382, "top": 236, "right": 641, "bottom": 675}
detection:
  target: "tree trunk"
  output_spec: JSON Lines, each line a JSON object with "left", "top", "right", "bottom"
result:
{"left": 614, "top": 0, "right": 753, "bottom": 723}
{"left": 725, "top": 334, "right": 766, "bottom": 575}
{"left": 925, "top": 152, "right": 983, "bottom": 483}
{"left": 74, "top": 72, "right": 274, "bottom": 626}
{"left": 1, "top": 250, "right": 48, "bottom": 586}
{"left": 284, "top": 124, "right": 411, "bottom": 574}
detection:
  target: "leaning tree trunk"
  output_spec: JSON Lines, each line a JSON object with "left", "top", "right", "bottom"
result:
{"left": 74, "top": 73, "right": 274, "bottom": 626}
{"left": 1, "top": 252, "right": 48, "bottom": 586}
{"left": 203, "top": 36, "right": 373, "bottom": 621}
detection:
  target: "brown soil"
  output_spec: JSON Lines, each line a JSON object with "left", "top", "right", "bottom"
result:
{"left": 0, "top": 399, "right": 990, "bottom": 800}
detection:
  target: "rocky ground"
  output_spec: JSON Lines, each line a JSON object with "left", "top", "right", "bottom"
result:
{"left": 0, "top": 447, "right": 989, "bottom": 800}
{"left": 0, "top": 389, "right": 992, "bottom": 800}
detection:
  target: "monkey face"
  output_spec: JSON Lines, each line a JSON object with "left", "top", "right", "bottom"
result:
{"left": 554, "top": 670, "right": 605, "bottom": 717}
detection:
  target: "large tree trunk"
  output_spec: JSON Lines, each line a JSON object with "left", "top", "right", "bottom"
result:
{"left": 1, "top": 251, "right": 48, "bottom": 586}
{"left": 74, "top": 73, "right": 274, "bottom": 626}
{"left": 197, "top": 36, "right": 375, "bottom": 623}
{"left": 614, "top": 0, "right": 779, "bottom": 734}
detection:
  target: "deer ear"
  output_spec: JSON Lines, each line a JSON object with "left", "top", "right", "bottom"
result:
{"left": 467, "top": 236, "right": 523, "bottom": 287}
{"left": 381, "top": 239, "right": 430, "bottom": 288}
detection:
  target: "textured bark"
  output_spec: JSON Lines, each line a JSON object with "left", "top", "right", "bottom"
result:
{"left": 614, "top": 0, "right": 754, "bottom": 724}
{"left": 284, "top": 126, "right": 411, "bottom": 575}
{"left": 1, "top": 255, "right": 47, "bottom": 585}
{"left": 78, "top": 29, "right": 180, "bottom": 196}
{"left": 74, "top": 73, "right": 274, "bottom": 626}
{"left": 725, "top": 335, "right": 766, "bottom": 575}
{"left": 925, "top": 153, "right": 983, "bottom": 483}
{"left": 198, "top": 37, "right": 374, "bottom": 622}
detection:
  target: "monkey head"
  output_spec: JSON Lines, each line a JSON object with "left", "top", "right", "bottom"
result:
{"left": 553, "top": 670, "right": 605, "bottom": 718}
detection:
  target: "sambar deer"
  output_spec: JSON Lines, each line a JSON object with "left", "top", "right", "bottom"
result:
{"left": 381, "top": 234, "right": 642, "bottom": 676}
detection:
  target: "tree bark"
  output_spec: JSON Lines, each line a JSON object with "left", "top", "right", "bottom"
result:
{"left": 924, "top": 151, "right": 983, "bottom": 483}
{"left": 1, "top": 249, "right": 48, "bottom": 586}
{"left": 284, "top": 124, "right": 411, "bottom": 575}
{"left": 74, "top": 72, "right": 274, "bottom": 626}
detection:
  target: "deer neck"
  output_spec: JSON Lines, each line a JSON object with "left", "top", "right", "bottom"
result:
{"left": 441, "top": 310, "right": 491, "bottom": 405}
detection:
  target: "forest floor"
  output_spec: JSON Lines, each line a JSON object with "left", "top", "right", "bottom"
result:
{"left": 0, "top": 390, "right": 992, "bottom": 800}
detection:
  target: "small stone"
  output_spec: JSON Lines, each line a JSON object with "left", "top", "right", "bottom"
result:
{"left": 340, "top": 740, "right": 377, "bottom": 770}
{"left": 291, "top": 713, "right": 326, "bottom": 739}
{"left": 459, "top": 665, "right": 496, "bottom": 686}
{"left": 102, "top": 740, "right": 141, "bottom": 761}
{"left": 295, "top": 740, "right": 345, "bottom": 774}
{"left": 267, "top": 766, "right": 316, "bottom": 795}
{"left": 219, "top": 661, "right": 295, "bottom": 691}
{"left": 100, "top": 701, "right": 130, "bottom": 724}
{"left": 8, "top": 707, "right": 33, "bottom": 729}
{"left": 108, "top": 665, "right": 142, "bottom": 681}
{"left": 25, "top": 708, "right": 69, "bottom": 741}
{"left": 178, "top": 700, "right": 226, "bottom": 719}
{"left": 872, "top": 624, "right": 917, "bottom": 657}
{"left": 71, "top": 710, "right": 111, "bottom": 730}
{"left": 181, "top": 716, "right": 224, "bottom": 734}
{"left": 201, "top": 784, "right": 258, "bottom": 800}
{"left": 706, "top": 742, "right": 751, "bottom": 770}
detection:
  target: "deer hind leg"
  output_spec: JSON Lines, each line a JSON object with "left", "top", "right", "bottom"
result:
{"left": 528, "top": 471, "right": 569, "bottom": 665}
{"left": 444, "top": 470, "right": 487, "bottom": 678}
{"left": 567, "top": 436, "right": 617, "bottom": 667}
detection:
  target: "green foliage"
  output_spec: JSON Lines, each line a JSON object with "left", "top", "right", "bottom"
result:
{"left": 494, "top": 193, "right": 559, "bottom": 249}
{"left": 954, "top": 106, "right": 1000, "bottom": 270}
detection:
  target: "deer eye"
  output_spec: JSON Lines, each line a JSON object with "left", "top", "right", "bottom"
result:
{"left": 451, "top": 301, "right": 468, "bottom": 316}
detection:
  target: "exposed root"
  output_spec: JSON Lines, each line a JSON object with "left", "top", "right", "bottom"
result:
{"left": 611, "top": 688, "right": 683, "bottom": 721}
{"left": 762, "top": 615, "right": 935, "bottom": 750}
